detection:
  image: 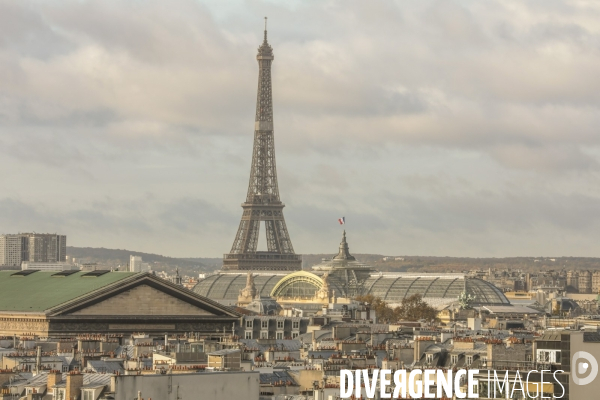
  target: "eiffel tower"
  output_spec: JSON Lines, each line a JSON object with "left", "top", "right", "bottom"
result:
{"left": 223, "top": 20, "right": 302, "bottom": 271}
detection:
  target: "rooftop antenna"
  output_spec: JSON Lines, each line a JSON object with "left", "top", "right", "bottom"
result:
{"left": 264, "top": 16, "right": 268, "bottom": 41}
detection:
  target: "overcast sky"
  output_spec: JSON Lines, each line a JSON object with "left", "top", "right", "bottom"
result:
{"left": 1, "top": 0, "right": 600, "bottom": 258}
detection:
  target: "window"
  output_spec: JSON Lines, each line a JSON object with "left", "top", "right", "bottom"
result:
{"left": 425, "top": 354, "right": 434, "bottom": 364}
{"left": 262, "top": 320, "right": 269, "bottom": 329}
{"left": 246, "top": 320, "right": 253, "bottom": 328}
{"left": 260, "top": 331, "right": 269, "bottom": 339}
{"left": 466, "top": 356, "right": 473, "bottom": 365}
{"left": 292, "top": 321, "right": 299, "bottom": 330}
{"left": 451, "top": 355, "right": 459, "bottom": 364}
{"left": 537, "top": 350, "right": 561, "bottom": 364}
{"left": 83, "top": 390, "right": 94, "bottom": 400}
{"left": 292, "top": 332, "right": 299, "bottom": 339}
{"left": 245, "top": 331, "right": 252, "bottom": 339}
{"left": 276, "top": 332, "right": 284, "bottom": 340}
{"left": 56, "top": 389, "right": 65, "bottom": 400}
{"left": 277, "top": 321, "right": 284, "bottom": 329}
{"left": 527, "top": 354, "right": 532, "bottom": 362}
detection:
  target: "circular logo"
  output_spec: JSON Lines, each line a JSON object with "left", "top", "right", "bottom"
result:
{"left": 573, "top": 351, "right": 599, "bottom": 386}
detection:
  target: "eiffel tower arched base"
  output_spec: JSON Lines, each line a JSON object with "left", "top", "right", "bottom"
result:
{"left": 222, "top": 252, "right": 302, "bottom": 271}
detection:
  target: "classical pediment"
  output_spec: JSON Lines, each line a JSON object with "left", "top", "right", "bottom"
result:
{"left": 47, "top": 273, "right": 240, "bottom": 318}
{"left": 68, "top": 284, "right": 213, "bottom": 316}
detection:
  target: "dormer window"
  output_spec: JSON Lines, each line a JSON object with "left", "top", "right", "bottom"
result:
{"left": 426, "top": 354, "right": 434, "bottom": 364}
{"left": 82, "top": 390, "right": 95, "bottom": 400}
{"left": 451, "top": 354, "right": 459, "bottom": 364}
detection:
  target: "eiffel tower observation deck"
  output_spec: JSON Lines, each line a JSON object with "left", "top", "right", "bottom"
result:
{"left": 223, "top": 20, "right": 302, "bottom": 271}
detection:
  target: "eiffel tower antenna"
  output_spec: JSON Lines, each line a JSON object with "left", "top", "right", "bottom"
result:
{"left": 223, "top": 21, "right": 301, "bottom": 271}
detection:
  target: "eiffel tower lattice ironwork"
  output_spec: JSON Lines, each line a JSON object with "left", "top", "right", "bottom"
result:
{"left": 223, "top": 20, "right": 302, "bottom": 271}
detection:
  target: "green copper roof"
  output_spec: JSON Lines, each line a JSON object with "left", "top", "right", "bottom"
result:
{"left": 0, "top": 271, "right": 137, "bottom": 312}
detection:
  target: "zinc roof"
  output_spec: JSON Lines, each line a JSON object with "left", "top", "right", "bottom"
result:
{"left": 208, "top": 349, "right": 241, "bottom": 356}
{"left": 259, "top": 371, "right": 295, "bottom": 385}
{"left": 0, "top": 271, "right": 137, "bottom": 312}
{"left": 240, "top": 339, "right": 303, "bottom": 352}
{"left": 537, "top": 331, "right": 564, "bottom": 341}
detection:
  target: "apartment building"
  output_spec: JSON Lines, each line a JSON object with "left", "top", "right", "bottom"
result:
{"left": 592, "top": 271, "right": 600, "bottom": 294}
{"left": 26, "top": 233, "right": 67, "bottom": 262}
{"left": 0, "top": 233, "right": 66, "bottom": 267}
{"left": 0, "top": 234, "right": 26, "bottom": 267}
{"left": 238, "top": 316, "right": 308, "bottom": 340}
{"left": 129, "top": 255, "right": 143, "bottom": 272}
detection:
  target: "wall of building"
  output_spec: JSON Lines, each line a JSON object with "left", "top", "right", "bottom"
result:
{"left": 0, "top": 235, "right": 24, "bottom": 267}
{"left": 130, "top": 256, "right": 142, "bottom": 272}
{"left": 113, "top": 371, "right": 260, "bottom": 400}
{"left": 592, "top": 272, "right": 600, "bottom": 294}
{"left": 485, "top": 342, "right": 532, "bottom": 370}
{"left": 21, "top": 262, "right": 77, "bottom": 271}
{"left": 570, "top": 332, "right": 600, "bottom": 399}
{"left": 239, "top": 316, "right": 308, "bottom": 340}
{"left": 27, "top": 234, "right": 66, "bottom": 263}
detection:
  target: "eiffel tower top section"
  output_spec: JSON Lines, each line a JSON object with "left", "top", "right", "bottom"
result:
{"left": 224, "top": 20, "right": 301, "bottom": 271}
{"left": 246, "top": 18, "right": 279, "bottom": 205}
{"left": 257, "top": 18, "right": 274, "bottom": 61}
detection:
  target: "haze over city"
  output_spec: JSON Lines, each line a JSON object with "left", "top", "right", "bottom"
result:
{"left": 2, "top": 0, "right": 600, "bottom": 258}
{"left": 4, "top": 3, "right": 600, "bottom": 400}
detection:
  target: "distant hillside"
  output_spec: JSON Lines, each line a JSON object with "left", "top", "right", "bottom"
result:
{"left": 302, "top": 253, "right": 384, "bottom": 267}
{"left": 68, "top": 247, "right": 600, "bottom": 276}
{"left": 67, "top": 247, "right": 222, "bottom": 275}
{"left": 304, "top": 254, "right": 600, "bottom": 273}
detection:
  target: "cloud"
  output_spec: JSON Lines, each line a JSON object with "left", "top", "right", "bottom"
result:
{"left": 158, "top": 197, "right": 238, "bottom": 233}
{"left": 0, "top": 2, "right": 74, "bottom": 59}
{"left": 1, "top": 0, "right": 600, "bottom": 257}
{"left": 489, "top": 144, "right": 599, "bottom": 172}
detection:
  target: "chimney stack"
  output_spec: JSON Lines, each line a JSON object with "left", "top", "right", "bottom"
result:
{"left": 35, "top": 346, "right": 41, "bottom": 375}
{"left": 47, "top": 370, "right": 62, "bottom": 391}
{"left": 66, "top": 371, "right": 83, "bottom": 400}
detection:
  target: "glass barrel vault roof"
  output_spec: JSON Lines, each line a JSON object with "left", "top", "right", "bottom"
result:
{"left": 193, "top": 273, "right": 286, "bottom": 300}
{"left": 363, "top": 275, "right": 509, "bottom": 305}
{"left": 193, "top": 272, "right": 509, "bottom": 306}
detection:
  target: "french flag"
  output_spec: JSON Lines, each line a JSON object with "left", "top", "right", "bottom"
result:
{"left": 338, "top": 217, "right": 345, "bottom": 225}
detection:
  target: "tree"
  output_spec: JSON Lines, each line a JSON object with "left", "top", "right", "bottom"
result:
{"left": 355, "top": 294, "right": 437, "bottom": 322}
{"left": 355, "top": 294, "right": 394, "bottom": 322}
{"left": 394, "top": 294, "right": 437, "bottom": 322}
